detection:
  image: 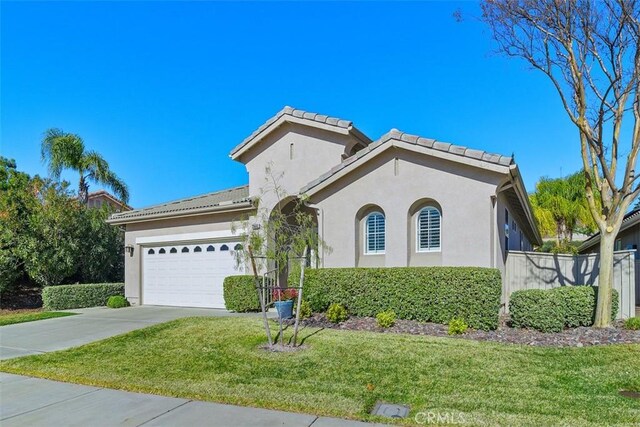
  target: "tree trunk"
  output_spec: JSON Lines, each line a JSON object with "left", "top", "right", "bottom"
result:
{"left": 593, "top": 231, "right": 615, "bottom": 328}
{"left": 78, "top": 175, "right": 89, "bottom": 205}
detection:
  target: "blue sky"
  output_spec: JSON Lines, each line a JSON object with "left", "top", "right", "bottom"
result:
{"left": 1, "top": 1, "right": 581, "bottom": 208}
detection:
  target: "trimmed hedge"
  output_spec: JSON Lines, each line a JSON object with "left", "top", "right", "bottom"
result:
{"left": 292, "top": 267, "right": 502, "bottom": 330}
{"left": 42, "top": 283, "right": 124, "bottom": 311}
{"left": 510, "top": 286, "right": 619, "bottom": 332}
{"left": 223, "top": 275, "right": 261, "bottom": 312}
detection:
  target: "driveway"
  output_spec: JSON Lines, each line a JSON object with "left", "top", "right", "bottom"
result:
{"left": 0, "top": 373, "right": 386, "bottom": 427}
{"left": 0, "top": 306, "right": 260, "bottom": 360}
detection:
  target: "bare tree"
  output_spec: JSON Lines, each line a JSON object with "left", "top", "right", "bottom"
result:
{"left": 482, "top": 0, "right": 640, "bottom": 327}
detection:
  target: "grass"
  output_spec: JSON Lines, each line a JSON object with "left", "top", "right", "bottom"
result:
{"left": 0, "top": 310, "right": 76, "bottom": 326}
{"left": 0, "top": 317, "right": 638, "bottom": 426}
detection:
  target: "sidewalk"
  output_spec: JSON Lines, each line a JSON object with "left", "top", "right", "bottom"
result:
{"left": 0, "top": 373, "right": 389, "bottom": 427}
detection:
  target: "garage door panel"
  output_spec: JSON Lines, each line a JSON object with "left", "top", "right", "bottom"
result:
{"left": 143, "top": 242, "right": 240, "bottom": 308}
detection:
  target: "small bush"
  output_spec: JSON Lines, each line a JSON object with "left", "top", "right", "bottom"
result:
{"left": 376, "top": 310, "right": 396, "bottom": 328}
{"left": 326, "top": 303, "right": 348, "bottom": 324}
{"left": 299, "top": 300, "right": 312, "bottom": 319}
{"left": 223, "top": 276, "right": 261, "bottom": 312}
{"left": 509, "top": 289, "right": 566, "bottom": 333}
{"left": 107, "top": 295, "right": 129, "bottom": 309}
{"left": 509, "top": 286, "right": 619, "bottom": 332}
{"left": 42, "top": 283, "right": 124, "bottom": 310}
{"left": 448, "top": 318, "right": 468, "bottom": 335}
{"left": 293, "top": 267, "right": 502, "bottom": 330}
{"left": 624, "top": 317, "right": 640, "bottom": 330}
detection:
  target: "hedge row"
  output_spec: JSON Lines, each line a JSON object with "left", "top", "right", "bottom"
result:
{"left": 42, "top": 283, "right": 125, "bottom": 311}
{"left": 223, "top": 276, "right": 261, "bottom": 312}
{"left": 509, "top": 286, "right": 619, "bottom": 332}
{"left": 291, "top": 267, "right": 502, "bottom": 330}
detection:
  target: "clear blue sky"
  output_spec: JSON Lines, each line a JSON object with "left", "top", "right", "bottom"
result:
{"left": 1, "top": 1, "right": 581, "bottom": 208}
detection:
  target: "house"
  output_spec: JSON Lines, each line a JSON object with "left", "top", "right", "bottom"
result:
{"left": 107, "top": 106, "right": 542, "bottom": 308}
{"left": 579, "top": 208, "right": 640, "bottom": 256}
{"left": 87, "top": 190, "right": 131, "bottom": 212}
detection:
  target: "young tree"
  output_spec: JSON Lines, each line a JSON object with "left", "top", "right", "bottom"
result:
{"left": 41, "top": 129, "right": 129, "bottom": 205}
{"left": 530, "top": 171, "right": 596, "bottom": 242}
{"left": 233, "top": 164, "right": 328, "bottom": 348}
{"left": 482, "top": 0, "right": 640, "bottom": 327}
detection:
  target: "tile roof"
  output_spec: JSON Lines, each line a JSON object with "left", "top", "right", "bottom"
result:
{"left": 108, "top": 185, "right": 251, "bottom": 222}
{"left": 229, "top": 106, "right": 361, "bottom": 157}
{"left": 301, "top": 128, "right": 514, "bottom": 193}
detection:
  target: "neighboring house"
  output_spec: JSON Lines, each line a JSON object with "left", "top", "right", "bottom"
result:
{"left": 108, "top": 106, "right": 542, "bottom": 308}
{"left": 579, "top": 208, "right": 640, "bottom": 256}
{"left": 87, "top": 190, "right": 131, "bottom": 212}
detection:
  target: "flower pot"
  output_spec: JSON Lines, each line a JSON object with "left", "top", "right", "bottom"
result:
{"left": 274, "top": 300, "right": 294, "bottom": 319}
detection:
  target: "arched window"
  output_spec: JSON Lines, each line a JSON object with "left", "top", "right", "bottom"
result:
{"left": 364, "top": 212, "right": 385, "bottom": 254}
{"left": 417, "top": 206, "right": 441, "bottom": 252}
{"left": 220, "top": 244, "right": 229, "bottom": 251}
{"left": 159, "top": 248, "right": 166, "bottom": 254}
{"left": 148, "top": 249, "right": 155, "bottom": 255}
{"left": 206, "top": 245, "right": 215, "bottom": 252}
{"left": 181, "top": 247, "right": 189, "bottom": 253}
{"left": 234, "top": 243, "right": 243, "bottom": 251}
{"left": 170, "top": 247, "right": 177, "bottom": 253}
{"left": 194, "top": 246, "right": 202, "bottom": 253}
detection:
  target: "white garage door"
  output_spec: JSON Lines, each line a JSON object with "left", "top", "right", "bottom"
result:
{"left": 142, "top": 242, "right": 241, "bottom": 308}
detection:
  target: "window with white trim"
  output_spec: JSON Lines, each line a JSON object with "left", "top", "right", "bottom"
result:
{"left": 417, "top": 206, "right": 441, "bottom": 252}
{"left": 364, "top": 212, "right": 385, "bottom": 254}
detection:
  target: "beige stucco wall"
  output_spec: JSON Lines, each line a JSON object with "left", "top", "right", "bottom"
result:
{"left": 308, "top": 147, "right": 508, "bottom": 269}
{"left": 240, "top": 122, "right": 362, "bottom": 212}
{"left": 122, "top": 210, "right": 253, "bottom": 305}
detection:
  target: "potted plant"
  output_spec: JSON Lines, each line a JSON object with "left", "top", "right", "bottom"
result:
{"left": 272, "top": 288, "right": 298, "bottom": 319}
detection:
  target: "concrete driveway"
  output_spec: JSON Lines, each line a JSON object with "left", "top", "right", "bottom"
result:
{"left": 0, "top": 306, "right": 258, "bottom": 360}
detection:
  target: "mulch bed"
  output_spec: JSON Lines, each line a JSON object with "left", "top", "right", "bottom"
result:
{"left": 290, "top": 314, "right": 640, "bottom": 347}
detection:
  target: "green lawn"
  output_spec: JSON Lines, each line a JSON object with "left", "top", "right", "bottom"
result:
{"left": 0, "top": 310, "right": 76, "bottom": 326}
{"left": 1, "top": 317, "right": 638, "bottom": 426}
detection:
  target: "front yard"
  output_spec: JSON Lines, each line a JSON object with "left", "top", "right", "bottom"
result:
{"left": 0, "top": 316, "right": 638, "bottom": 426}
{"left": 0, "top": 309, "right": 76, "bottom": 326}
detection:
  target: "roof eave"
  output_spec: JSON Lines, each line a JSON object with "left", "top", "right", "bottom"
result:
{"left": 302, "top": 137, "right": 512, "bottom": 197}
{"left": 229, "top": 114, "right": 366, "bottom": 162}
{"left": 509, "top": 164, "right": 543, "bottom": 246}
{"left": 106, "top": 201, "right": 255, "bottom": 226}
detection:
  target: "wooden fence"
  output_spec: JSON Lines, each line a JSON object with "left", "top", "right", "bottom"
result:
{"left": 504, "top": 250, "right": 636, "bottom": 319}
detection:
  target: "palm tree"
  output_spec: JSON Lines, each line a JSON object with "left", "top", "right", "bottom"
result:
{"left": 41, "top": 128, "right": 129, "bottom": 205}
{"left": 529, "top": 171, "right": 596, "bottom": 244}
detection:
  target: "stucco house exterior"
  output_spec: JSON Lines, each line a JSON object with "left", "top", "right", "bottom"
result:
{"left": 108, "top": 106, "right": 542, "bottom": 308}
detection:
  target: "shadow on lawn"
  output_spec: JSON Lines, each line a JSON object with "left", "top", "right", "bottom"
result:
{"left": 269, "top": 321, "right": 326, "bottom": 347}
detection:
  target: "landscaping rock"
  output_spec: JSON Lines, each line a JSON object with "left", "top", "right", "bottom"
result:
{"left": 293, "top": 314, "right": 640, "bottom": 347}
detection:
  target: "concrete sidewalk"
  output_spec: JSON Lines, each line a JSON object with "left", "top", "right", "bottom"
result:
{"left": 0, "top": 373, "right": 387, "bottom": 427}
{"left": 0, "top": 306, "right": 264, "bottom": 360}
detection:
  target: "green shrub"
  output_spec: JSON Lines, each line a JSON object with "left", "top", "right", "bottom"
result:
{"left": 509, "top": 286, "right": 619, "bottom": 332}
{"left": 293, "top": 267, "right": 502, "bottom": 330}
{"left": 107, "top": 295, "right": 129, "bottom": 309}
{"left": 448, "top": 318, "right": 468, "bottom": 335}
{"left": 624, "top": 317, "right": 640, "bottom": 330}
{"left": 42, "top": 283, "right": 124, "bottom": 310}
{"left": 326, "top": 303, "right": 348, "bottom": 323}
{"left": 223, "top": 276, "right": 261, "bottom": 312}
{"left": 376, "top": 310, "right": 396, "bottom": 328}
{"left": 509, "top": 289, "right": 566, "bottom": 332}
{"left": 299, "top": 300, "right": 312, "bottom": 319}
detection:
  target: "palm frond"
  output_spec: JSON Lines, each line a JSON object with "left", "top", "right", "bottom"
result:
{"left": 41, "top": 128, "right": 85, "bottom": 179}
{"left": 83, "top": 151, "right": 129, "bottom": 203}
